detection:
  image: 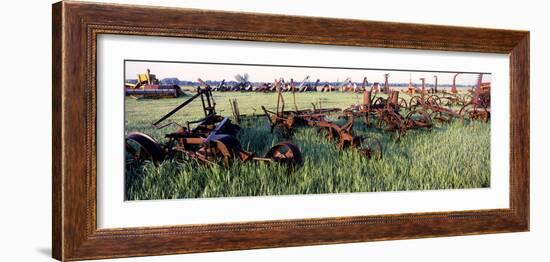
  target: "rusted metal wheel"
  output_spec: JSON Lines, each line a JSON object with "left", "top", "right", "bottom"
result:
{"left": 427, "top": 95, "right": 442, "bottom": 107}
{"left": 265, "top": 142, "right": 303, "bottom": 166}
{"left": 461, "top": 94, "right": 473, "bottom": 106}
{"left": 125, "top": 132, "right": 165, "bottom": 163}
{"left": 409, "top": 96, "right": 422, "bottom": 110}
{"left": 376, "top": 110, "right": 405, "bottom": 140}
{"left": 430, "top": 110, "right": 452, "bottom": 124}
{"left": 398, "top": 98, "right": 408, "bottom": 111}
{"left": 357, "top": 137, "right": 383, "bottom": 159}
{"left": 459, "top": 103, "right": 490, "bottom": 124}
{"left": 373, "top": 97, "right": 385, "bottom": 108}
{"left": 406, "top": 109, "right": 433, "bottom": 131}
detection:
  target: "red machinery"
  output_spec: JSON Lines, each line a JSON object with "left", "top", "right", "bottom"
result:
{"left": 125, "top": 69, "right": 184, "bottom": 98}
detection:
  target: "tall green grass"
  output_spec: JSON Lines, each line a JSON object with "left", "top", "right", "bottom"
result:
{"left": 125, "top": 92, "right": 490, "bottom": 200}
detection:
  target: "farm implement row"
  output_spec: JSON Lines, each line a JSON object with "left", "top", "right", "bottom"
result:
{"left": 125, "top": 69, "right": 184, "bottom": 98}
{"left": 261, "top": 79, "right": 383, "bottom": 159}
{"left": 125, "top": 73, "right": 490, "bottom": 169}
{"left": 261, "top": 73, "right": 490, "bottom": 142}
{"left": 125, "top": 84, "right": 303, "bottom": 168}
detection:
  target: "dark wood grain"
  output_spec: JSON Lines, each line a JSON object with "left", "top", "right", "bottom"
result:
{"left": 52, "top": 1, "right": 530, "bottom": 261}
{"left": 52, "top": 2, "right": 62, "bottom": 260}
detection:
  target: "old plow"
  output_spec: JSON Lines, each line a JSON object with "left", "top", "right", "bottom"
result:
{"left": 408, "top": 74, "right": 490, "bottom": 124}
{"left": 262, "top": 78, "right": 382, "bottom": 159}
{"left": 125, "top": 81, "right": 303, "bottom": 167}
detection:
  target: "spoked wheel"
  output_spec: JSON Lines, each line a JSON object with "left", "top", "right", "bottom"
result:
{"left": 376, "top": 111, "right": 406, "bottom": 140}
{"left": 398, "top": 98, "right": 408, "bottom": 111}
{"left": 460, "top": 94, "right": 473, "bottom": 106}
{"left": 427, "top": 95, "right": 442, "bottom": 107}
{"left": 125, "top": 132, "right": 165, "bottom": 164}
{"left": 372, "top": 97, "right": 385, "bottom": 108}
{"left": 459, "top": 103, "right": 490, "bottom": 124}
{"left": 357, "top": 137, "right": 383, "bottom": 160}
{"left": 439, "top": 97, "right": 452, "bottom": 107}
{"left": 265, "top": 142, "right": 303, "bottom": 166}
{"left": 409, "top": 96, "right": 422, "bottom": 110}
{"left": 430, "top": 111, "right": 452, "bottom": 124}
{"left": 406, "top": 109, "right": 433, "bottom": 131}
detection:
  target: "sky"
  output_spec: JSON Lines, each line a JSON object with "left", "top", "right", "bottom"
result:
{"left": 125, "top": 60, "right": 491, "bottom": 86}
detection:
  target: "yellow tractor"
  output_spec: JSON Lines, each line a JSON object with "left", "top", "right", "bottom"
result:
{"left": 125, "top": 69, "right": 184, "bottom": 98}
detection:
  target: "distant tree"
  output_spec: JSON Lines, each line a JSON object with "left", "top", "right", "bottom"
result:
{"left": 234, "top": 73, "right": 250, "bottom": 84}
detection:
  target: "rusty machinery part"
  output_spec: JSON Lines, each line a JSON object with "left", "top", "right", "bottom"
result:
{"left": 272, "top": 122, "right": 294, "bottom": 138}
{"left": 477, "top": 92, "right": 491, "bottom": 109}
{"left": 199, "top": 134, "right": 255, "bottom": 166}
{"left": 376, "top": 110, "right": 407, "bottom": 139}
{"left": 405, "top": 109, "right": 433, "bottom": 131}
{"left": 442, "top": 96, "right": 459, "bottom": 107}
{"left": 461, "top": 93, "right": 473, "bottom": 105}
{"left": 356, "top": 136, "right": 383, "bottom": 160}
{"left": 459, "top": 103, "right": 490, "bottom": 124}
{"left": 372, "top": 97, "right": 386, "bottom": 108}
{"left": 186, "top": 115, "right": 241, "bottom": 137}
{"left": 125, "top": 69, "right": 184, "bottom": 98}
{"left": 427, "top": 104, "right": 465, "bottom": 124}
{"left": 430, "top": 109, "right": 455, "bottom": 124}
{"left": 408, "top": 96, "right": 423, "bottom": 110}
{"left": 375, "top": 109, "right": 432, "bottom": 140}
{"left": 153, "top": 86, "right": 216, "bottom": 129}
{"left": 314, "top": 117, "right": 382, "bottom": 159}
{"left": 262, "top": 106, "right": 329, "bottom": 138}
{"left": 325, "top": 127, "right": 383, "bottom": 160}
{"left": 264, "top": 142, "right": 303, "bottom": 166}
{"left": 125, "top": 132, "right": 165, "bottom": 163}
{"left": 262, "top": 106, "right": 296, "bottom": 137}
{"left": 426, "top": 95, "right": 442, "bottom": 107}
{"left": 408, "top": 95, "right": 443, "bottom": 111}
{"left": 398, "top": 98, "right": 408, "bottom": 110}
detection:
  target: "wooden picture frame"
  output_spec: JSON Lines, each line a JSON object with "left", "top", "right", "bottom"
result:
{"left": 52, "top": 1, "right": 529, "bottom": 261}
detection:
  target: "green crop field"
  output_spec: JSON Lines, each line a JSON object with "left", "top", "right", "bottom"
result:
{"left": 125, "top": 91, "right": 490, "bottom": 200}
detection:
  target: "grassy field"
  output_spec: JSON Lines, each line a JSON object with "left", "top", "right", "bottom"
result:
{"left": 125, "top": 91, "right": 490, "bottom": 200}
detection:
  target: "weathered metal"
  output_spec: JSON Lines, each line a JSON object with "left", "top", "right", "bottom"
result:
{"left": 383, "top": 73, "right": 390, "bottom": 94}
{"left": 262, "top": 83, "right": 382, "bottom": 159}
{"left": 375, "top": 108, "right": 433, "bottom": 140}
{"left": 342, "top": 90, "right": 406, "bottom": 126}
{"left": 125, "top": 69, "right": 184, "bottom": 98}
{"left": 126, "top": 84, "right": 303, "bottom": 167}
{"left": 410, "top": 73, "right": 491, "bottom": 124}
{"left": 310, "top": 117, "right": 383, "bottom": 159}
{"left": 262, "top": 78, "right": 340, "bottom": 136}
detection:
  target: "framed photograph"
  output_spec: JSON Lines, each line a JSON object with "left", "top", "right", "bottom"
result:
{"left": 52, "top": 1, "right": 529, "bottom": 261}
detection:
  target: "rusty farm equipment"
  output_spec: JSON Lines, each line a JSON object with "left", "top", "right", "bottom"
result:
{"left": 340, "top": 90, "right": 432, "bottom": 140}
{"left": 125, "top": 84, "right": 303, "bottom": 167}
{"left": 461, "top": 73, "right": 491, "bottom": 122}
{"left": 125, "top": 69, "right": 184, "bottom": 98}
{"left": 342, "top": 90, "right": 408, "bottom": 125}
{"left": 261, "top": 79, "right": 382, "bottom": 159}
{"left": 408, "top": 73, "right": 490, "bottom": 124}
{"left": 261, "top": 78, "right": 339, "bottom": 136}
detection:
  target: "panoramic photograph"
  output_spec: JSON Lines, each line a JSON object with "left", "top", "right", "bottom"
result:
{"left": 124, "top": 60, "right": 491, "bottom": 200}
